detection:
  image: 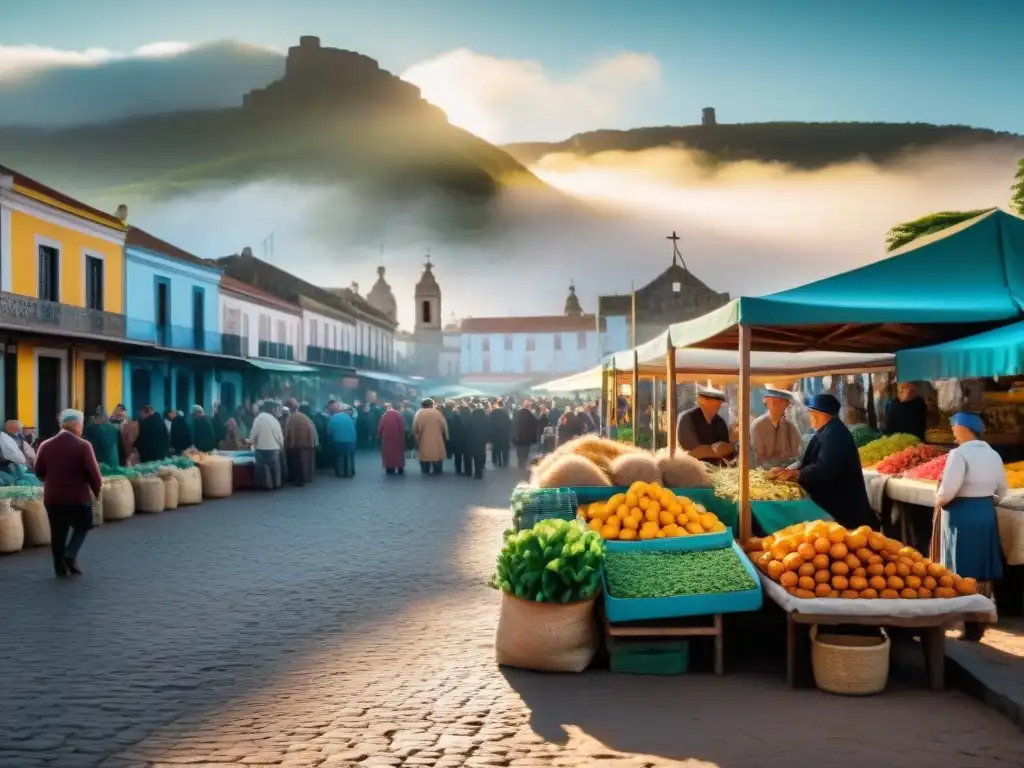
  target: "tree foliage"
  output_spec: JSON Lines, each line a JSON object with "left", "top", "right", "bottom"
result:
{"left": 884, "top": 209, "right": 996, "bottom": 252}
{"left": 1012, "top": 158, "right": 1024, "bottom": 216}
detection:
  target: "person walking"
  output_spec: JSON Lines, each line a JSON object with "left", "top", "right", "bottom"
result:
{"left": 413, "top": 398, "right": 448, "bottom": 475}
{"left": 328, "top": 403, "right": 358, "bottom": 478}
{"left": 378, "top": 403, "right": 407, "bottom": 475}
{"left": 250, "top": 401, "right": 285, "bottom": 490}
{"left": 283, "top": 397, "right": 317, "bottom": 485}
{"left": 488, "top": 398, "right": 512, "bottom": 468}
{"left": 513, "top": 402, "right": 538, "bottom": 469}
{"left": 33, "top": 409, "right": 103, "bottom": 578}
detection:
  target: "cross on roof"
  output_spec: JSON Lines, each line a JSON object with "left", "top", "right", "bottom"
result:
{"left": 667, "top": 230, "right": 687, "bottom": 270}
{"left": 424, "top": 249, "right": 432, "bottom": 267}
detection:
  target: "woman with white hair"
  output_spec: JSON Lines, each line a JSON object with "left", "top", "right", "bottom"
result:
{"left": 33, "top": 409, "right": 103, "bottom": 578}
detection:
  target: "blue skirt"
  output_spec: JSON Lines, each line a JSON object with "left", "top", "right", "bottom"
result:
{"left": 939, "top": 496, "right": 1003, "bottom": 581}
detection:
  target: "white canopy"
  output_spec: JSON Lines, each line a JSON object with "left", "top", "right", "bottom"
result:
{"left": 533, "top": 347, "right": 894, "bottom": 393}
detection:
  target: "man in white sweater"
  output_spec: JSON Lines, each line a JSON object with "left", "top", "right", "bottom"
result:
{"left": 249, "top": 401, "right": 285, "bottom": 490}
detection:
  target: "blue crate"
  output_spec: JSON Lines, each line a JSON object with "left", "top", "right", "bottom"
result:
{"left": 603, "top": 541, "right": 763, "bottom": 624}
{"left": 605, "top": 527, "right": 732, "bottom": 554}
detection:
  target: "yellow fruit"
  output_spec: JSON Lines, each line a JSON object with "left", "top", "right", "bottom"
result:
{"left": 618, "top": 528, "right": 637, "bottom": 541}
{"left": 599, "top": 524, "right": 619, "bottom": 540}
{"left": 578, "top": 504, "right": 589, "bottom": 519}
{"left": 669, "top": 502, "right": 683, "bottom": 516}
{"left": 624, "top": 492, "right": 638, "bottom": 507}
{"left": 687, "top": 509, "right": 701, "bottom": 523}
{"left": 658, "top": 510, "right": 676, "bottom": 527}
{"left": 699, "top": 513, "right": 718, "bottom": 531}
{"left": 588, "top": 518, "right": 602, "bottom": 532}
{"left": 617, "top": 504, "right": 630, "bottom": 519}
{"left": 629, "top": 506, "right": 643, "bottom": 520}
{"left": 638, "top": 497, "right": 651, "bottom": 510}
{"left": 684, "top": 521, "right": 704, "bottom": 535}
{"left": 607, "top": 493, "right": 626, "bottom": 509}
{"left": 638, "top": 527, "right": 657, "bottom": 541}
{"left": 662, "top": 524, "right": 684, "bottom": 537}
{"left": 656, "top": 530, "right": 666, "bottom": 538}
{"left": 621, "top": 515, "right": 640, "bottom": 531}
{"left": 676, "top": 513, "right": 688, "bottom": 527}
{"left": 711, "top": 521, "right": 727, "bottom": 532}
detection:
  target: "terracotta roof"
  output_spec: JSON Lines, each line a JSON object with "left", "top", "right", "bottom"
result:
{"left": 0, "top": 163, "right": 125, "bottom": 228}
{"left": 220, "top": 274, "right": 302, "bottom": 314}
{"left": 460, "top": 314, "right": 596, "bottom": 334}
{"left": 126, "top": 227, "right": 216, "bottom": 269}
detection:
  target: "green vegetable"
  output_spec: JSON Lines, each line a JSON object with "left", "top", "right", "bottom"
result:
{"left": 850, "top": 424, "right": 881, "bottom": 448}
{"left": 489, "top": 518, "right": 605, "bottom": 604}
{"left": 605, "top": 549, "right": 756, "bottom": 599}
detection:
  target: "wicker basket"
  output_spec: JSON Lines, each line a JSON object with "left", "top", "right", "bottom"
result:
{"left": 176, "top": 466, "right": 203, "bottom": 505}
{"left": 0, "top": 509, "right": 25, "bottom": 554}
{"left": 102, "top": 478, "right": 135, "bottom": 521}
{"left": 17, "top": 498, "right": 50, "bottom": 546}
{"left": 811, "top": 626, "right": 890, "bottom": 696}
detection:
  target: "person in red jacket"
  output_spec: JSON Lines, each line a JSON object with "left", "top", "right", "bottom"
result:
{"left": 33, "top": 409, "right": 103, "bottom": 579}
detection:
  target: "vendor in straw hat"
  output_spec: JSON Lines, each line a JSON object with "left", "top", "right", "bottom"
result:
{"left": 750, "top": 387, "right": 802, "bottom": 469}
{"left": 677, "top": 385, "right": 734, "bottom": 465}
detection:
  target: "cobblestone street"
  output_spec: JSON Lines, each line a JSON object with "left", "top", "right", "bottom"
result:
{"left": 1, "top": 457, "right": 1022, "bottom": 768}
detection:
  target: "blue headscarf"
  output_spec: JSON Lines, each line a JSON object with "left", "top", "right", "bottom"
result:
{"left": 950, "top": 411, "right": 985, "bottom": 435}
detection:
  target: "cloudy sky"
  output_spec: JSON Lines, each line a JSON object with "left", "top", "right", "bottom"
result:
{"left": 2, "top": 0, "right": 1023, "bottom": 142}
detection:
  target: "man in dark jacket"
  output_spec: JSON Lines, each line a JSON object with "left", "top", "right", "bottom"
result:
{"left": 770, "top": 393, "right": 873, "bottom": 530}
{"left": 136, "top": 406, "right": 170, "bottom": 462}
{"left": 512, "top": 403, "right": 538, "bottom": 469}
{"left": 442, "top": 402, "right": 464, "bottom": 474}
{"left": 883, "top": 381, "right": 928, "bottom": 442}
{"left": 190, "top": 405, "right": 218, "bottom": 452}
{"left": 457, "top": 400, "right": 473, "bottom": 476}
{"left": 466, "top": 400, "right": 490, "bottom": 479}
{"left": 168, "top": 409, "right": 193, "bottom": 454}
{"left": 488, "top": 398, "right": 512, "bottom": 468}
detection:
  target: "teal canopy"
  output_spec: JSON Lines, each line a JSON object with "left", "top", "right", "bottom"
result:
{"left": 634, "top": 209, "right": 1024, "bottom": 356}
{"left": 248, "top": 359, "right": 318, "bottom": 373}
{"left": 897, "top": 320, "right": 1024, "bottom": 381}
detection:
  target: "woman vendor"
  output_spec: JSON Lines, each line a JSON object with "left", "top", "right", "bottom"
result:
{"left": 769, "top": 393, "right": 873, "bottom": 529}
{"left": 933, "top": 411, "right": 1006, "bottom": 638}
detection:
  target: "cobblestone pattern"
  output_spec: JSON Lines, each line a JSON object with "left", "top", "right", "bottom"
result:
{"left": 1, "top": 458, "right": 1022, "bottom": 768}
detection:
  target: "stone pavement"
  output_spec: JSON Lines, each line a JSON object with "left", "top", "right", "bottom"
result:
{"left": 1, "top": 455, "right": 1023, "bottom": 768}
{"left": 947, "top": 618, "right": 1024, "bottom": 728}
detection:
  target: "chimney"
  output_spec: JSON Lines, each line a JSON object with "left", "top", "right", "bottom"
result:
{"left": 702, "top": 107, "right": 717, "bottom": 127}
{"left": 241, "top": 246, "right": 254, "bottom": 258}
{"left": 351, "top": 282, "right": 360, "bottom": 295}
{"left": 115, "top": 203, "right": 128, "bottom": 222}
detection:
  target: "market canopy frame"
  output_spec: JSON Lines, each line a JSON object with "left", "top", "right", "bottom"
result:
{"left": 896, "top": 319, "right": 1024, "bottom": 382}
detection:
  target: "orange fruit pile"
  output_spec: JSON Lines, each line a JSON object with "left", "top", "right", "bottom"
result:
{"left": 579, "top": 481, "right": 726, "bottom": 541}
{"left": 743, "top": 520, "right": 978, "bottom": 599}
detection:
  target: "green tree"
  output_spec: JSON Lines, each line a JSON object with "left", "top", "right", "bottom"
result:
{"left": 884, "top": 209, "right": 996, "bottom": 252}
{"left": 1012, "top": 158, "right": 1024, "bottom": 216}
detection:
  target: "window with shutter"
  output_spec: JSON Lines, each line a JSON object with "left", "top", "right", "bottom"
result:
{"left": 85, "top": 255, "right": 103, "bottom": 310}
{"left": 38, "top": 245, "right": 59, "bottom": 302}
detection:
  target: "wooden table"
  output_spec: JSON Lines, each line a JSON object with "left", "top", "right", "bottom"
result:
{"left": 604, "top": 613, "right": 725, "bottom": 675}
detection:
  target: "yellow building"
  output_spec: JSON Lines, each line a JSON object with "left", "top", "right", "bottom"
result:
{"left": 0, "top": 165, "right": 127, "bottom": 437}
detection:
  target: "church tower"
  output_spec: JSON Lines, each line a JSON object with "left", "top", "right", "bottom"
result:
{"left": 564, "top": 281, "right": 583, "bottom": 317}
{"left": 413, "top": 255, "right": 443, "bottom": 373}
{"left": 367, "top": 265, "right": 397, "bottom": 322}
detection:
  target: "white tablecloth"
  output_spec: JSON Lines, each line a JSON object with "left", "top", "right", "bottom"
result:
{"left": 861, "top": 470, "right": 889, "bottom": 516}
{"left": 759, "top": 573, "right": 997, "bottom": 620}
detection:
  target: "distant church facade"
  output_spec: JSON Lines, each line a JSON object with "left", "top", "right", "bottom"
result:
{"left": 598, "top": 232, "right": 730, "bottom": 355}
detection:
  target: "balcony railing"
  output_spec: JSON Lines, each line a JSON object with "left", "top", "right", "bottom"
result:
{"left": 258, "top": 340, "right": 294, "bottom": 361}
{"left": 0, "top": 292, "right": 126, "bottom": 339}
{"left": 306, "top": 346, "right": 353, "bottom": 367}
{"left": 128, "top": 319, "right": 225, "bottom": 353}
{"left": 221, "top": 333, "right": 247, "bottom": 358}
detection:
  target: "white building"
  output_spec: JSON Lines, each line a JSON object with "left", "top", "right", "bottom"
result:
{"left": 458, "top": 285, "right": 600, "bottom": 390}
{"left": 220, "top": 275, "right": 302, "bottom": 360}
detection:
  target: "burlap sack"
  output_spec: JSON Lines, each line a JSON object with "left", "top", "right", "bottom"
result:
{"left": 132, "top": 476, "right": 166, "bottom": 513}
{"left": 19, "top": 498, "right": 50, "bottom": 546}
{"left": 160, "top": 474, "right": 180, "bottom": 510}
{"left": 198, "top": 458, "right": 233, "bottom": 498}
{"left": 495, "top": 592, "right": 599, "bottom": 673}
{"left": 102, "top": 478, "right": 135, "bottom": 521}
{"left": 176, "top": 466, "right": 203, "bottom": 505}
{"left": 0, "top": 509, "right": 25, "bottom": 554}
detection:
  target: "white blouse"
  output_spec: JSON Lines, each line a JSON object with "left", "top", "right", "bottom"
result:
{"left": 936, "top": 440, "right": 1008, "bottom": 507}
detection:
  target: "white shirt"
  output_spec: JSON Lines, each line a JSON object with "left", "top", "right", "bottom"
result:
{"left": 249, "top": 412, "right": 284, "bottom": 451}
{"left": 0, "top": 432, "right": 26, "bottom": 465}
{"left": 936, "top": 440, "right": 1008, "bottom": 506}
{"left": 750, "top": 412, "right": 802, "bottom": 468}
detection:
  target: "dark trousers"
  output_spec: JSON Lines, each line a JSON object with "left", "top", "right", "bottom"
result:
{"left": 420, "top": 460, "right": 443, "bottom": 474}
{"left": 467, "top": 446, "right": 486, "bottom": 478}
{"left": 515, "top": 444, "right": 532, "bottom": 467}
{"left": 492, "top": 442, "right": 509, "bottom": 467}
{"left": 333, "top": 442, "right": 355, "bottom": 477}
{"left": 47, "top": 503, "right": 92, "bottom": 574}
{"left": 451, "top": 443, "right": 464, "bottom": 474}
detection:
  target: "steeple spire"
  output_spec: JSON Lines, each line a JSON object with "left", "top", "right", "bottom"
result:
{"left": 667, "top": 230, "right": 687, "bottom": 270}
{"left": 564, "top": 279, "right": 583, "bottom": 317}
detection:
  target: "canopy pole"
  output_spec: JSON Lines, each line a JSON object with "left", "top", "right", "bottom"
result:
{"left": 650, "top": 375, "right": 659, "bottom": 453}
{"left": 608, "top": 364, "right": 618, "bottom": 430}
{"left": 630, "top": 284, "right": 638, "bottom": 445}
{"left": 666, "top": 330, "right": 677, "bottom": 456}
{"left": 738, "top": 324, "right": 752, "bottom": 542}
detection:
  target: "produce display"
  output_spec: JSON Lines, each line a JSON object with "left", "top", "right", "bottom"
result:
{"left": 531, "top": 435, "right": 713, "bottom": 490}
{"left": 711, "top": 466, "right": 804, "bottom": 503}
{"left": 509, "top": 484, "right": 578, "bottom": 530}
{"left": 850, "top": 424, "right": 881, "bottom": 447}
{"left": 1008, "top": 469, "right": 1024, "bottom": 490}
{"left": 605, "top": 549, "right": 756, "bottom": 598}
{"left": 858, "top": 433, "right": 921, "bottom": 467}
{"left": 743, "top": 520, "right": 978, "bottom": 599}
{"left": 579, "top": 481, "right": 726, "bottom": 541}
{"left": 490, "top": 518, "right": 605, "bottom": 603}
{"left": 903, "top": 454, "right": 949, "bottom": 482}
{"left": 101, "top": 456, "right": 196, "bottom": 477}
{"left": 874, "top": 444, "right": 945, "bottom": 476}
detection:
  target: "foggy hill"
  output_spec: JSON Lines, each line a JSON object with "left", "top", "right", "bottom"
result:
{"left": 0, "top": 36, "right": 550, "bottom": 228}
{"left": 503, "top": 121, "right": 1024, "bottom": 169}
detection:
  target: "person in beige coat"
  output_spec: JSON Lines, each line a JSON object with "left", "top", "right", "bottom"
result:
{"left": 413, "top": 398, "right": 449, "bottom": 475}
